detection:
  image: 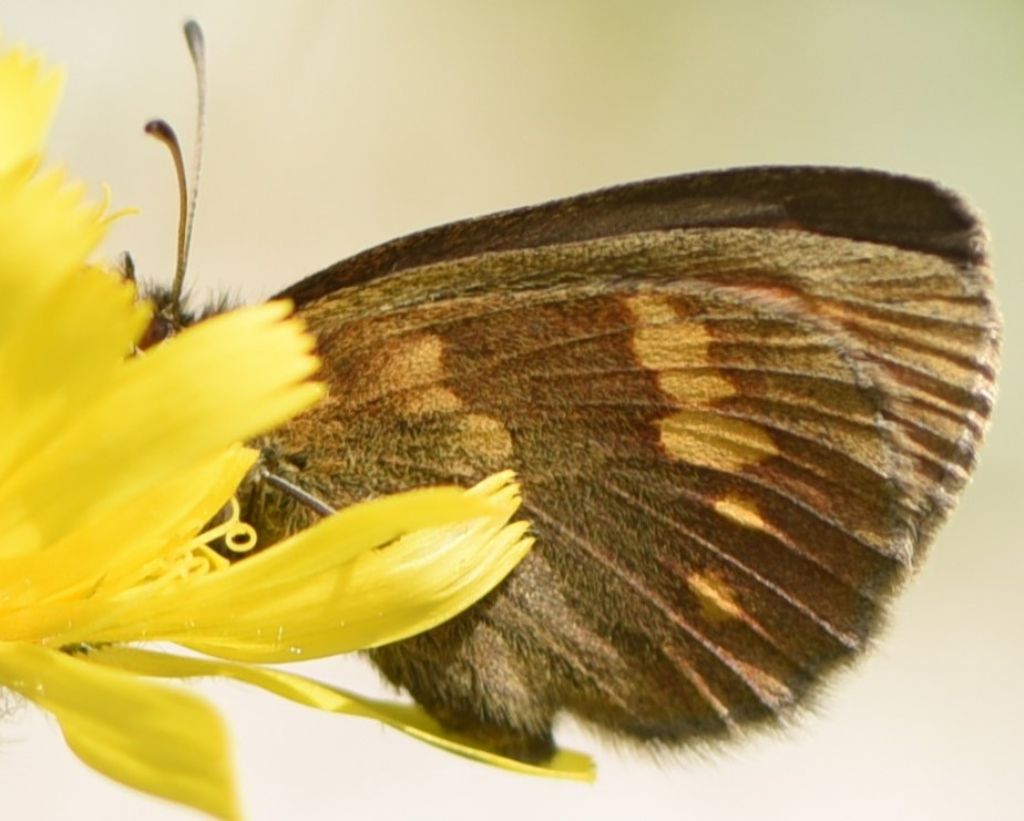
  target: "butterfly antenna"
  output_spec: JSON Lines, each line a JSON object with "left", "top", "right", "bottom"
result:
{"left": 143, "top": 19, "right": 207, "bottom": 325}
{"left": 181, "top": 21, "right": 206, "bottom": 306}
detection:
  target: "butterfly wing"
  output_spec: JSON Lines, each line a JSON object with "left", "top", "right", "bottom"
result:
{"left": 263, "top": 167, "right": 997, "bottom": 758}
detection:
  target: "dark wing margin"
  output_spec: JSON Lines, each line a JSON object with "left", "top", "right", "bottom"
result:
{"left": 277, "top": 166, "right": 986, "bottom": 306}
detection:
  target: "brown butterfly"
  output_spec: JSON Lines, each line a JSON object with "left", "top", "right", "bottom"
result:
{"left": 240, "top": 166, "right": 997, "bottom": 761}
{"left": 145, "top": 24, "right": 999, "bottom": 764}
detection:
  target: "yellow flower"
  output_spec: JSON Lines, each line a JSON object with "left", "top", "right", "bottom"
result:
{"left": 0, "top": 38, "right": 593, "bottom": 821}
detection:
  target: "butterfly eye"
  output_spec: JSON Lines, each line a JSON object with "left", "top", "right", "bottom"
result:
{"left": 137, "top": 313, "right": 178, "bottom": 350}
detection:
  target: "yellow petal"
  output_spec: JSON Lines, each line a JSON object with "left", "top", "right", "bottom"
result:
{"left": 0, "top": 642, "right": 240, "bottom": 820}
{"left": 89, "top": 645, "right": 596, "bottom": 782}
{"left": 0, "top": 301, "right": 321, "bottom": 560}
{"left": 0, "top": 447, "right": 257, "bottom": 641}
{"left": 0, "top": 167, "right": 108, "bottom": 333}
{"left": 74, "top": 474, "right": 533, "bottom": 660}
{"left": 0, "top": 41, "right": 62, "bottom": 173}
{"left": 0, "top": 266, "right": 148, "bottom": 488}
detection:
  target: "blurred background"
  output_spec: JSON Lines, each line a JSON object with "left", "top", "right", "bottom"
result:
{"left": 2, "top": 2, "right": 1021, "bottom": 820}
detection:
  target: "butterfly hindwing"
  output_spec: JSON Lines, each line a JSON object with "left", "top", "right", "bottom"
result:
{"left": 255, "top": 167, "right": 996, "bottom": 758}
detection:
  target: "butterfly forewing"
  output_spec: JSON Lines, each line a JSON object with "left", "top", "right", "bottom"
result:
{"left": 255, "top": 167, "right": 997, "bottom": 759}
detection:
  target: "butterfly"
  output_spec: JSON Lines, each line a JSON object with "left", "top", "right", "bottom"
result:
{"left": 144, "top": 22, "right": 999, "bottom": 764}
{"left": 238, "top": 166, "right": 997, "bottom": 760}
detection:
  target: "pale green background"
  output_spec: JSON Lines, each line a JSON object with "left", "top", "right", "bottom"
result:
{"left": 2, "top": 2, "right": 1021, "bottom": 820}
